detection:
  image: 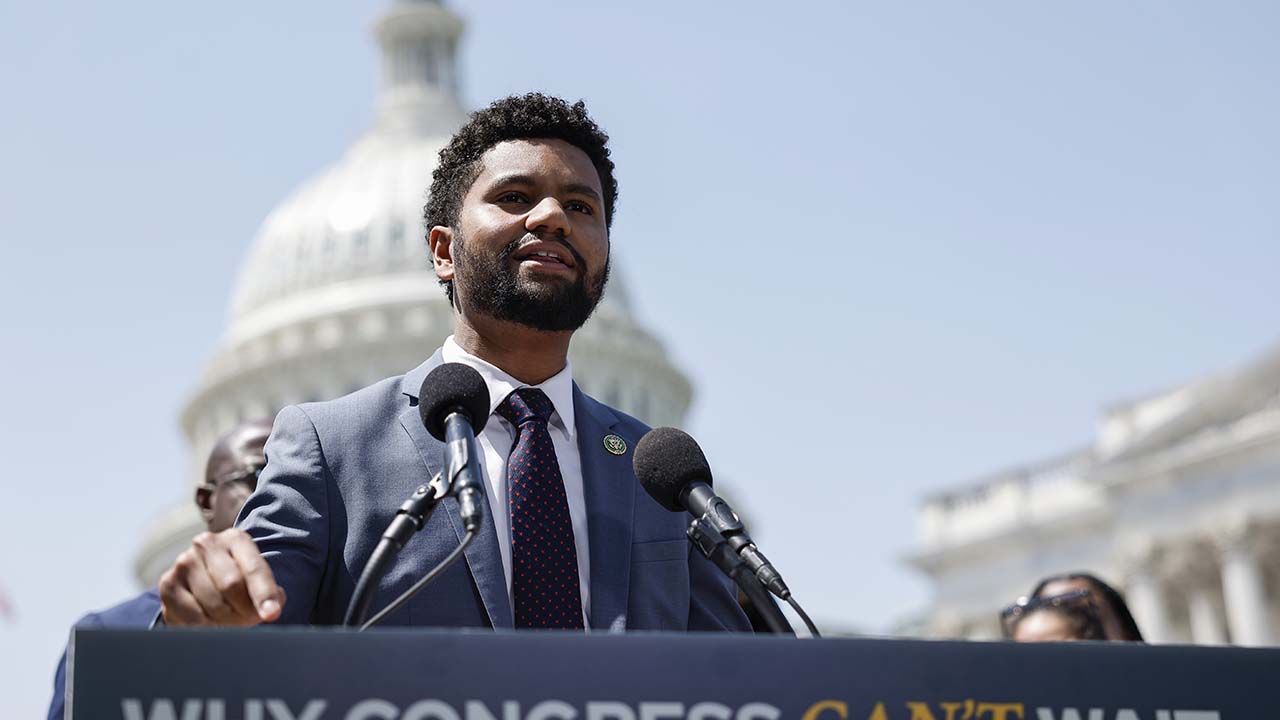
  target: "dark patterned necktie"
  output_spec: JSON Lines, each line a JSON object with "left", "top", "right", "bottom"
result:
{"left": 497, "top": 388, "right": 585, "bottom": 629}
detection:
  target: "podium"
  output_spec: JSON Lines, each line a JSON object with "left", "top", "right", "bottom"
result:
{"left": 69, "top": 628, "right": 1276, "bottom": 719}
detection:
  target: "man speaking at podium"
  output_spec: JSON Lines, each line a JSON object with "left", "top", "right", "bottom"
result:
{"left": 158, "top": 94, "right": 749, "bottom": 633}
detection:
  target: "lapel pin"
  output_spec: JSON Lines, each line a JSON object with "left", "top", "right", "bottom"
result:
{"left": 603, "top": 434, "right": 627, "bottom": 455}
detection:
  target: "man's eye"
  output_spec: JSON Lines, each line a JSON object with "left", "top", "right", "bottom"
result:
{"left": 496, "top": 192, "right": 528, "bottom": 203}
{"left": 566, "top": 201, "right": 594, "bottom": 215}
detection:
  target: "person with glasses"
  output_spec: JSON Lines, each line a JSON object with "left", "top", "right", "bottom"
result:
{"left": 1001, "top": 589, "right": 1107, "bottom": 642}
{"left": 1003, "top": 568, "right": 1146, "bottom": 640}
{"left": 1028, "top": 572, "right": 1144, "bottom": 642}
{"left": 196, "top": 418, "right": 274, "bottom": 534}
{"left": 46, "top": 418, "right": 273, "bottom": 720}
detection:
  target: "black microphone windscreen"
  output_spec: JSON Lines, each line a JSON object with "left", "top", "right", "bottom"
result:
{"left": 633, "top": 427, "right": 713, "bottom": 512}
{"left": 418, "top": 363, "right": 491, "bottom": 441}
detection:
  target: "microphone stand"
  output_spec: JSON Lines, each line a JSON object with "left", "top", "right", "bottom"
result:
{"left": 343, "top": 472, "right": 447, "bottom": 628}
{"left": 346, "top": 405, "right": 489, "bottom": 629}
{"left": 687, "top": 517, "right": 794, "bottom": 635}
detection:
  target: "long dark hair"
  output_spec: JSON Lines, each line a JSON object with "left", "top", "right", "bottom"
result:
{"left": 1031, "top": 572, "right": 1144, "bottom": 642}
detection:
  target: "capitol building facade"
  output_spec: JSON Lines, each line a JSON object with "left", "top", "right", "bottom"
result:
{"left": 135, "top": 0, "right": 692, "bottom": 584}
{"left": 906, "top": 345, "right": 1280, "bottom": 646}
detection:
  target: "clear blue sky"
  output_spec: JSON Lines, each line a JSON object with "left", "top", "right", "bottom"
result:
{"left": 2, "top": 0, "right": 1278, "bottom": 715}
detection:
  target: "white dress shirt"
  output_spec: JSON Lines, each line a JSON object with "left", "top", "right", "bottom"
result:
{"left": 439, "top": 336, "right": 591, "bottom": 624}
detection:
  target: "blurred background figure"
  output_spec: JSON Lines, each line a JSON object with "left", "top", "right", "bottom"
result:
{"left": 1000, "top": 572, "right": 1143, "bottom": 644}
{"left": 196, "top": 418, "right": 274, "bottom": 534}
{"left": 1030, "top": 572, "right": 1144, "bottom": 642}
{"left": 45, "top": 418, "right": 273, "bottom": 720}
{"left": 1001, "top": 590, "right": 1106, "bottom": 642}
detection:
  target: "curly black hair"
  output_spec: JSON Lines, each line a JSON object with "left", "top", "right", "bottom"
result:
{"left": 424, "top": 93, "right": 618, "bottom": 304}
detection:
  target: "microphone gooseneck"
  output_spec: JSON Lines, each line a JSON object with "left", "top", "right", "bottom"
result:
{"left": 344, "top": 363, "right": 491, "bottom": 628}
{"left": 633, "top": 428, "right": 792, "bottom": 599}
{"left": 634, "top": 427, "right": 820, "bottom": 637}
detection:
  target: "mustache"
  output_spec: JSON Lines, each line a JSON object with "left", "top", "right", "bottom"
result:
{"left": 500, "top": 232, "right": 588, "bottom": 272}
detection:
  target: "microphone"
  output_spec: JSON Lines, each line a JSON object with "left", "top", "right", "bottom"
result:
{"left": 343, "top": 363, "right": 490, "bottom": 628}
{"left": 418, "top": 362, "right": 490, "bottom": 532}
{"left": 634, "top": 427, "right": 791, "bottom": 600}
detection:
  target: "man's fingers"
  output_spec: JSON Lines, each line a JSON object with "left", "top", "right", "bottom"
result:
{"left": 224, "top": 529, "right": 284, "bottom": 622}
{"left": 158, "top": 566, "right": 209, "bottom": 627}
{"left": 183, "top": 546, "right": 239, "bottom": 624}
{"left": 162, "top": 585, "right": 209, "bottom": 627}
{"left": 158, "top": 530, "right": 283, "bottom": 627}
{"left": 197, "top": 533, "right": 257, "bottom": 620}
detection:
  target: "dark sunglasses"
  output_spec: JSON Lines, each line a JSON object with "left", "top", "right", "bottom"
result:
{"left": 999, "top": 589, "right": 1099, "bottom": 638}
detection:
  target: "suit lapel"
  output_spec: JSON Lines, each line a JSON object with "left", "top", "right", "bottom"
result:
{"left": 398, "top": 358, "right": 512, "bottom": 629}
{"left": 574, "top": 385, "right": 635, "bottom": 631}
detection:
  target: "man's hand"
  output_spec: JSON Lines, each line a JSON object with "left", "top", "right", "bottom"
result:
{"left": 158, "top": 529, "right": 287, "bottom": 626}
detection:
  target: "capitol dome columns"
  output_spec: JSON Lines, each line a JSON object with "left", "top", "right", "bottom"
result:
{"left": 373, "top": 0, "right": 467, "bottom": 136}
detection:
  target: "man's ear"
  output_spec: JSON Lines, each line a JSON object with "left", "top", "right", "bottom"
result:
{"left": 195, "top": 486, "right": 215, "bottom": 524}
{"left": 428, "top": 226, "right": 455, "bottom": 282}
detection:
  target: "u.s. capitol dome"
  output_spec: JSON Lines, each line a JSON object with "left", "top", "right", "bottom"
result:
{"left": 135, "top": 0, "right": 692, "bottom": 585}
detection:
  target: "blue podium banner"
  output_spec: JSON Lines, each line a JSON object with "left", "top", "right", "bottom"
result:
{"left": 69, "top": 628, "right": 1276, "bottom": 720}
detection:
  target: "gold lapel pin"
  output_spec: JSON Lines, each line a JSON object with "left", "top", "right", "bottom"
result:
{"left": 603, "top": 434, "right": 627, "bottom": 455}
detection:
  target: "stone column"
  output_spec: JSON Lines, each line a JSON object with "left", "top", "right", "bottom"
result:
{"left": 1186, "top": 586, "right": 1228, "bottom": 645}
{"left": 1166, "top": 543, "right": 1229, "bottom": 646}
{"left": 1123, "top": 547, "right": 1172, "bottom": 643}
{"left": 1217, "top": 523, "right": 1273, "bottom": 646}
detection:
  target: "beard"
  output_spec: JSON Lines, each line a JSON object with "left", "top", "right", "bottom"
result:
{"left": 452, "top": 231, "right": 611, "bottom": 332}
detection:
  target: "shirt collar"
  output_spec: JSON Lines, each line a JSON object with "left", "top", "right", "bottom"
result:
{"left": 441, "top": 335, "right": 576, "bottom": 440}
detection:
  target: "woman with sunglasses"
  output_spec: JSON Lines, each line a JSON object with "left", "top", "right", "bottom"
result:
{"left": 1003, "top": 568, "right": 1146, "bottom": 640}
{"left": 1028, "top": 572, "right": 1144, "bottom": 641}
{"left": 1001, "top": 589, "right": 1107, "bottom": 642}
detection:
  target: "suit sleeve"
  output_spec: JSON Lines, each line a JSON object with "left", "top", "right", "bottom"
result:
{"left": 686, "top": 547, "right": 752, "bottom": 632}
{"left": 47, "top": 613, "right": 102, "bottom": 720}
{"left": 236, "top": 405, "right": 331, "bottom": 625}
{"left": 47, "top": 647, "right": 67, "bottom": 720}
{"left": 47, "top": 641, "right": 69, "bottom": 720}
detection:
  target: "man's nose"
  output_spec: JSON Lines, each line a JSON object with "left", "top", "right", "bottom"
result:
{"left": 525, "top": 197, "right": 571, "bottom": 238}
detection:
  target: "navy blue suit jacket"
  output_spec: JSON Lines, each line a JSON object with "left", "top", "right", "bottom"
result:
{"left": 239, "top": 356, "right": 749, "bottom": 631}
{"left": 47, "top": 588, "right": 161, "bottom": 720}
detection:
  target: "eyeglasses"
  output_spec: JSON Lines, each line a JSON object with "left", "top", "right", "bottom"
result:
{"left": 211, "top": 466, "right": 263, "bottom": 488}
{"left": 194, "top": 466, "right": 264, "bottom": 506}
{"left": 999, "top": 589, "right": 1101, "bottom": 639}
